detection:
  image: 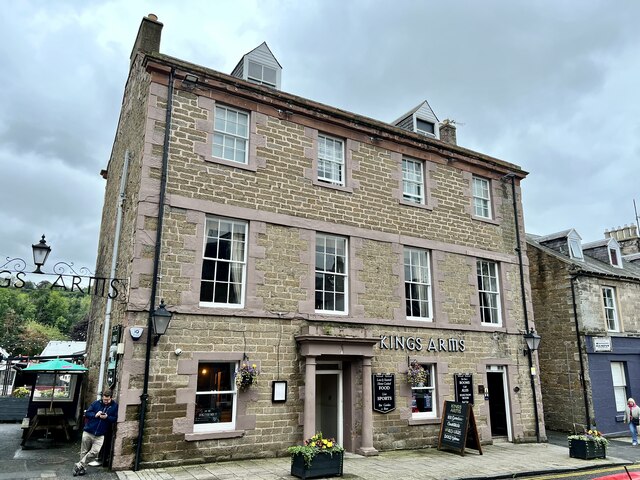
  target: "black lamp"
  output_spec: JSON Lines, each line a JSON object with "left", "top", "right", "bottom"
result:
{"left": 523, "top": 328, "right": 541, "bottom": 355}
{"left": 32, "top": 235, "right": 51, "bottom": 274}
{"left": 151, "top": 300, "right": 173, "bottom": 345}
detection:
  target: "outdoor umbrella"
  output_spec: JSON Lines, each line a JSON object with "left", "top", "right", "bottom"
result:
{"left": 23, "top": 359, "right": 88, "bottom": 410}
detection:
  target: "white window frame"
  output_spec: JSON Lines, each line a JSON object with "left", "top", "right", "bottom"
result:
{"left": 402, "top": 158, "right": 425, "bottom": 204}
{"left": 609, "top": 246, "right": 622, "bottom": 268}
{"left": 193, "top": 361, "right": 238, "bottom": 433}
{"left": 200, "top": 217, "right": 248, "bottom": 308}
{"left": 477, "top": 259, "right": 502, "bottom": 326}
{"left": 472, "top": 176, "right": 492, "bottom": 219}
{"left": 404, "top": 247, "right": 432, "bottom": 321}
{"left": 611, "top": 362, "right": 627, "bottom": 412}
{"left": 603, "top": 286, "right": 620, "bottom": 332}
{"left": 247, "top": 60, "right": 277, "bottom": 87}
{"left": 317, "top": 134, "right": 345, "bottom": 186}
{"left": 315, "top": 234, "right": 348, "bottom": 315}
{"left": 411, "top": 363, "right": 437, "bottom": 419}
{"left": 415, "top": 118, "right": 436, "bottom": 137}
{"left": 568, "top": 237, "right": 584, "bottom": 260}
{"left": 213, "top": 105, "right": 249, "bottom": 164}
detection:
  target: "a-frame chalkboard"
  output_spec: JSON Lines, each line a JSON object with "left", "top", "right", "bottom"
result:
{"left": 437, "top": 400, "right": 483, "bottom": 455}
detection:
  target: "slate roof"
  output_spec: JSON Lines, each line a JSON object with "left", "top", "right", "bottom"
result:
{"left": 526, "top": 232, "right": 640, "bottom": 281}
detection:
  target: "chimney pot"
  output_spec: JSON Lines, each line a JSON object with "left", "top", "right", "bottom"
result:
{"left": 147, "top": 13, "right": 158, "bottom": 21}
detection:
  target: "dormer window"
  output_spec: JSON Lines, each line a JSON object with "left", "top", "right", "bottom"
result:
{"left": 416, "top": 118, "right": 435, "bottom": 137}
{"left": 247, "top": 61, "right": 277, "bottom": 88}
{"left": 568, "top": 237, "right": 583, "bottom": 260}
{"left": 609, "top": 246, "right": 621, "bottom": 267}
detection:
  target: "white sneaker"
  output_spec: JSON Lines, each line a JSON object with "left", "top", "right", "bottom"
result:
{"left": 88, "top": 461, "right": 101, "bottom": 467}
{"left": 633, "top": 441, "right": 638, "bottom": 446}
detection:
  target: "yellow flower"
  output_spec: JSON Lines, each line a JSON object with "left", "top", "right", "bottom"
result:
{"left": 252, "top": 364, "right": 257, "bottom": 368}
{"left": 327, "top": 441, "right": 333, "bottom": 448}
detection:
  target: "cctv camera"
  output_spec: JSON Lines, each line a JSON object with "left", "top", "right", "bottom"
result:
{"left": 174, "top": 348, "right": 182, "bottom": 356}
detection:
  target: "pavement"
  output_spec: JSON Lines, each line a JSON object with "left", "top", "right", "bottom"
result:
{"left": 1, "top": 423, "right": 639, "bottom": 480}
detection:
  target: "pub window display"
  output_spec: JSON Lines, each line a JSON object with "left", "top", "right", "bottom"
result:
{"left": 194, "top": 362, "right": 237, "bottom": 432}
{"left": 411, "top": 363, "right": 436, "bottom": 419}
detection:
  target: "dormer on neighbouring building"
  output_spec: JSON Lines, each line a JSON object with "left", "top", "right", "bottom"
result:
{"left": 393, "top": 101, "right": 440, "bottom": 140}
{"left": 231, "top": 42, "right": 282, "bottom": 89}
{"left": 535, "top": 228, "right": 584, "bottom": 261}
{"left": 583, "top": 237, "right": 623, "bottom": 268}
{"left": 605, "top": 224, "right": 640, "bottom": 256}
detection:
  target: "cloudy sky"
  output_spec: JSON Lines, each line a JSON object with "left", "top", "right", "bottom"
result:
{"left": 1, "top": 1, "right": 639, "bottom": 273}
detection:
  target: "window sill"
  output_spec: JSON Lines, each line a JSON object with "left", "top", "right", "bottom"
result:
{"left": 408, "top": 417, "right": 440, "bottom": 426}
{"left": 399, "top": 200, "right": 433, "bottom": 211}
{"left": 204, "top": 156, "right": 257, "bottom": 172}
{"left": 472, "top": 214, "right": 499, "bottom": 226}
{"left": 312, "top": 178, "right": 353, "bottom": 193}
{"left": 185, "top": 430, "right": 245, "bottom": 442}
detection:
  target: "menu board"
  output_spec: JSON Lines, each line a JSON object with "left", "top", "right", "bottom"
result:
{"left": 437, "top": 401, "right": 482, "bottom": 455}
{"left": 454, "top": 374, "right": 474, "bottom": 404}
{"left": 372, "top": 374, "right": 395, "bottom": 413}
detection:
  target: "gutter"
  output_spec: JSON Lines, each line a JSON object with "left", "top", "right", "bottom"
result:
{"left": 97, "top": 150, "right": 130, "bottom": 398}
{"left": 134, "top": 67, "right": 175, "bottom": 471}
{"left": 570, "top": 273, "right": 592, "bottom": 428}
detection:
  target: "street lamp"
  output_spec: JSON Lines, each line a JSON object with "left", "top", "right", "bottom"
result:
{"left": 151, "top": 300, "right": 173, "bottom": 345}
{"left": 32, "top": 235, "right": 51, "bottom": 274}
{"left": 523, "top": 328, "right": 541, "bottom": 355}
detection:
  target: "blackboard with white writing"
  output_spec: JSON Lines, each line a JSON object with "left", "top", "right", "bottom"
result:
{"left": 437, "top": 400, "right": 482, "bottom": 455}
{"left": 454, "top": 373, "right": 474, "bottom": 404}
{"left": 372, "top": 374, "right": 395, "bottom": 413}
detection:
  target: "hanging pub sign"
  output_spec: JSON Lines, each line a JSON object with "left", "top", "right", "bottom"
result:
{"left": 454, "top": 373, "right": 474, "bottom": 404}
{"left": 372, "top": 373, "right": 395, "bottom": 413}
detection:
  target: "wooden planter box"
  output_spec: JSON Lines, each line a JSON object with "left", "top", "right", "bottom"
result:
{"left": 568, "top": 439, "right": 606, "bottom": 459}
{"left": 0, "top": 397, "right": 29, "bottom": 422}
{"left": 291, "top": 451, "right": 344, "bottom": 479}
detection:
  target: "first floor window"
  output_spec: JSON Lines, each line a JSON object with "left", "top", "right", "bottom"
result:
{"left": 194, "top": 362, "right": 237, "bottom": 432}
{"left": 611, "top": 362, "right": 627, "bottom": 412}
{"left": 402, "top": 158, "right": 425, "bottom": 204}
{"left": 404, "top": 247, "right": 432, "bottom": 320}
{"left": 603, "top": 287, "right": 619, "bottom": 332}
{"left": 213, "top": 105, "right": 249, "bottom": 164}
{"left": 472, "top": 176, "right": 491, "bottom": 219}
{"left": 315, "top": 234, "right": 348, "bottom": 313}
{"left": 318, "top": 134, "right": 345, "bottom": 186}
{"left": 411, "top": 364, "right": 436, "bottom": 418}
{"left": 477, "top": 259, "right": 501, "bottom": 325}
{"left": 200, "top": 217, "right": 247, "bottom": 307}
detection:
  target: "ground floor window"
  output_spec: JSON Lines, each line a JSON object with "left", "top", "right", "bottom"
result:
{"left": 611, "top": 361, "right": 627, "bottom": 412}
{"left": 411, "top": 363, "right": 436, "bottom": 419}
{"left": 194, "top": 362, "right": 237, "bottom": 432}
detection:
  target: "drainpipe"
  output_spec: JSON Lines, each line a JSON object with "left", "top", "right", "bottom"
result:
{"left": 570, "top": 274, "right": 592, "bottom": 428}
{"left": 97, "top": 151, "right": 130, "bottom": 399}
{"left": 506, "top": 173, "right": 540, "bottom": 442}
{"left": 134, "top": 67, "right": 175, "bottom": 471}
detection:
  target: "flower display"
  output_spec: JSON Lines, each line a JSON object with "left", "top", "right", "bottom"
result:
{"left": 406, "top": 360, "right": 427, "bottom": 387}
{"left": 288, "top": 432, "right": 344, "bottom": 467}
{"left": 568, "top": 429, "right": 609, "bottom": 446}
{"left": 235, "top": 363, "right": 259, "bottom": 391}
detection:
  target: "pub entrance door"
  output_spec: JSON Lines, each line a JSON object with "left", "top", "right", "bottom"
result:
{"left": 315, "top": 362, "right": 343, "bottom": 446}
{"left": 486, "top": 365, "right": 512, "bottom": 441}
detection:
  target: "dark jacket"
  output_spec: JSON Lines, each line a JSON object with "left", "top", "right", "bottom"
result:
{"left": 83, "top": 398, "right": 118, "bottom": 436}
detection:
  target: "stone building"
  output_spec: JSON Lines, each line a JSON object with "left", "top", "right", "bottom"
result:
{"left": 527, "top": 225, "right": 640, "bottom": 434}
{"left": 86, "top": 14, "right": 545, "bottom": 470}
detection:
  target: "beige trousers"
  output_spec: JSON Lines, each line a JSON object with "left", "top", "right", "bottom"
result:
{"left": 77, "top": 431, "right": 104, "bottom": 469}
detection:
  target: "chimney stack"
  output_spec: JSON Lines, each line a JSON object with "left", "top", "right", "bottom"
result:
{"left": 439, "top": 119, "right": 457, "bottom": 146}
{"left": 605, "top": 224, "right": 640, "bottom": 255}
{"left": 130, "top": 14, "right": 163, "bottom": 67}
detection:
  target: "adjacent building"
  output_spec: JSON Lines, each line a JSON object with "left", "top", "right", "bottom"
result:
{"left": 528, "top": 224, "right": 640, "bottom": 435}
{"left": 86, "top": 14, "right": 544, "bottom": 470}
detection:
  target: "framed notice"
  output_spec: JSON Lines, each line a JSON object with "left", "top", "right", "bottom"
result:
{"left": 454, "top": 374, "right": 474, "bottom": 404}
{"left": 272, "top": 380, "right": 287, "bottom": 403}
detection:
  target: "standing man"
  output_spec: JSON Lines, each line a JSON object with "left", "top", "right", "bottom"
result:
{"left": 625, "top": 397, "right": 640, "bottom": 446}
{"left": 73, "top": 390, "right": 118, "bottom": 476}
